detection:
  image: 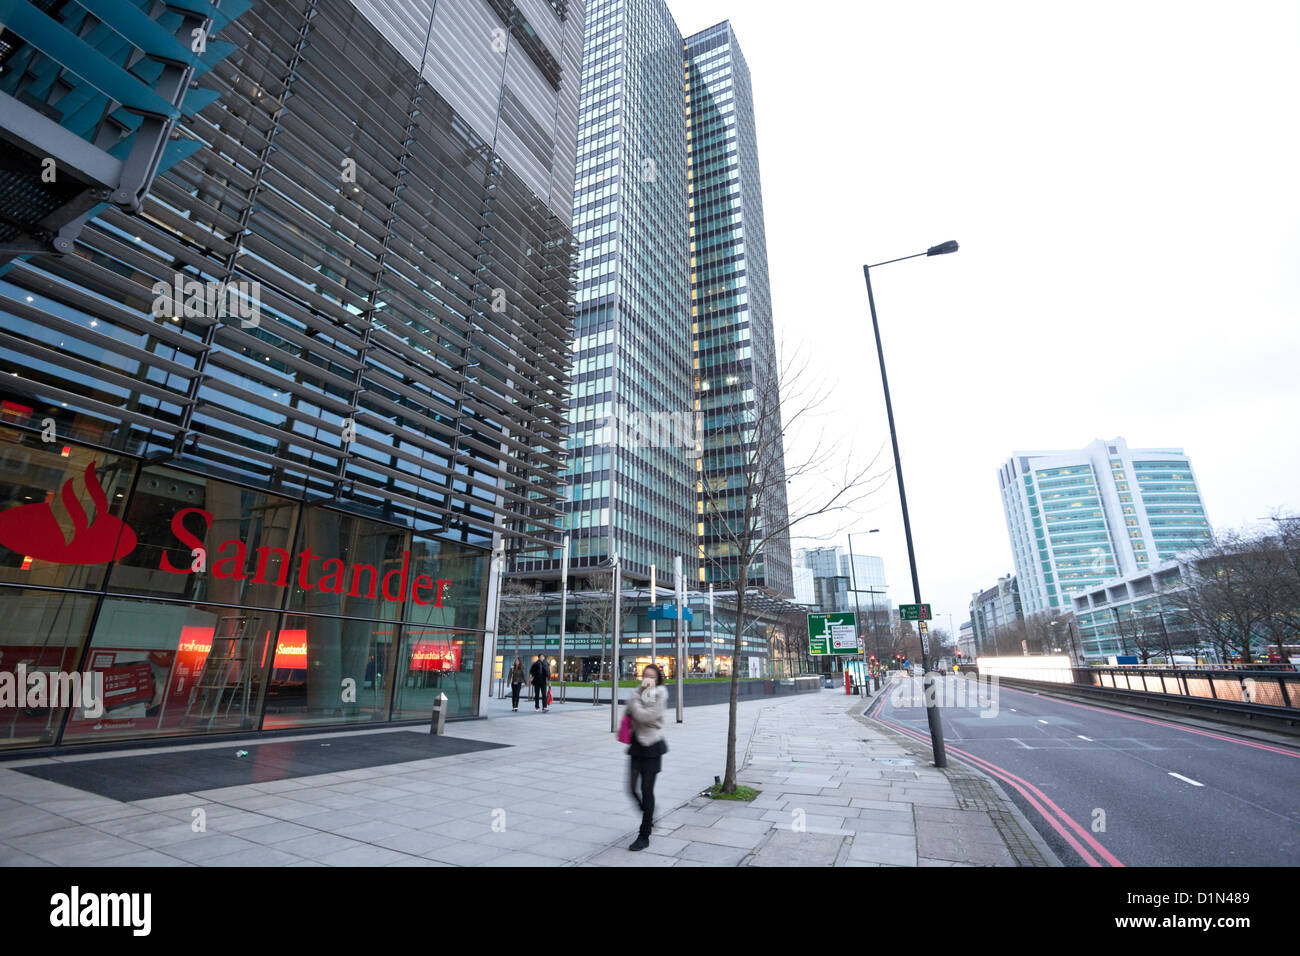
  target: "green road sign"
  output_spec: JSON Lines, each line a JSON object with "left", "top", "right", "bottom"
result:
{"left": 808, "top": 612, "right": 859, "bottom": 655}
{"left": 899, "top": 604, "right": 932, "bottom": 621}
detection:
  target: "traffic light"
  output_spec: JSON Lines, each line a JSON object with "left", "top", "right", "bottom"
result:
{"left": 956, "top": 649, "right": 962, "bottom": 658}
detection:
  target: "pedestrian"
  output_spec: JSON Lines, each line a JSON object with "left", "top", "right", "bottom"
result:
{"left": 624, "top": 663, "right": 667, "bottom": 851}
{"left": 507, "top": 657, "right": 526, "bottom": 712}
{"left": 529, "top": 653, "right": 549, "bottom": 712}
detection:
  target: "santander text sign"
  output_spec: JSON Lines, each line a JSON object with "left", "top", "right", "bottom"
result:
{"left": 0, "top": 462, "right": 454, "bottom": 608}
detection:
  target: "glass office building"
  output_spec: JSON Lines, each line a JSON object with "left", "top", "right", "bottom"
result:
{"left": 686, "top": 21, "right": 791, "bottom": 596}
{"left": 1000, "top": 437, "right": 1211, "bottom": 614}
{"left": 515, "top": 0, "right": 694, "bottom": 590}
{"left": 0, "top": 0, "right": 583, "bottom": 751}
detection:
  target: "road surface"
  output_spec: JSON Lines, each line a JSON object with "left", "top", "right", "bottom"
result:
{"left": 870, "top": 674, "right": 1300, "bottom": 866}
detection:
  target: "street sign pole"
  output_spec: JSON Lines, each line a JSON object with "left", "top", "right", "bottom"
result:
{"left": 708, "top": 582, "right": 715, "bottom": 678}
{"left": 674, "top": 555, "right": 684, "bottom": 724}
{"left": 649, "top": 564, "right": 657, "bottom": 674}
{"left": 559, "top": 534, "right": 569, "bottom": 702}
{"left": 611, "top": 549, "right": 620, "bottom": 732}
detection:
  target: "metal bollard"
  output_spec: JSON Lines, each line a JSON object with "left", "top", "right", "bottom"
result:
{"left": 429, "top": 692, "right": 448, "bottom": 735}
{"left": 593, "top": 679, "right": 599, "bottom": 706}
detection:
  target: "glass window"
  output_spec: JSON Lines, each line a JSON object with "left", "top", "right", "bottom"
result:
{"left": 391, "top": 626, "right": 481, "bottom": 721}
{"left": 0, "top": 588, "right": 98, "bottom": 749}
{"left": 108, "top": 465, "right": 299, "bottom": 612}
{"left": 260, "top": 612, "right": 398, "bottom": 729}
{"left": 286, "top": 507, "right": 407, "bottom": 623}
{"left": 61, "top": 596, "right": 279, "bottom": 744}
{"left": 404, "top": 535, "right": 489, "bottom": 631}
{"left": 0, "top": 436, "right": 136, "bottom": 592}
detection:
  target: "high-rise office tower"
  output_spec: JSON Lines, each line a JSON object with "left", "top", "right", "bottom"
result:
{"left": 0, "top": 0, "right": 583, "bottom": 748}
{"left": 525, "top": 0, "right": 694, "bottom": 585}
{"left": 686, "top": 21, "right": 791, "bottom": 597}
{"left": 1000, "top": 437, "right": 1212, "bottom": 614}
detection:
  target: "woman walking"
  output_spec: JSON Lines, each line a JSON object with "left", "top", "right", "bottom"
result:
{"left": 624, "top": 663, "right": 667, "bottom": 851}
{"left": 507, "top": 657, "right": 526, "bottom": 712}
{"left": 529, "top": 653, "right": 550, "bottom": 712}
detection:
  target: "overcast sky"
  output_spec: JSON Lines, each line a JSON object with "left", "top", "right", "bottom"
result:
{"left": 667, "top": 0, "right": 1300, "bottom": 633}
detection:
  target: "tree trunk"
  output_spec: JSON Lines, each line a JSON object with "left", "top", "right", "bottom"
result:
{"left": 723, "top": 571, "right": 749, "bottom": 793}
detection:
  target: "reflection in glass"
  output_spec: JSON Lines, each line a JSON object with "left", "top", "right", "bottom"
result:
{"left": 261, "top": 613, "right": 397, "bottom": 728}
{"left": 61, "top": 597, "right": 276, "bottom": 744}
{"left": 0, "top": 589, "right": 98, "bottom": 749}
{"left": 391, "top": 626, "right": 481, "bottom": 720}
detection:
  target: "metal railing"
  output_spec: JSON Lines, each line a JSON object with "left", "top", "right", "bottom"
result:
{"left": 1082, "top": 665, "right": 1296, "bottom": 709}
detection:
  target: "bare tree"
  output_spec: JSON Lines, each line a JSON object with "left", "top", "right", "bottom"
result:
{"left": 699, "top": 348, "right": 888, "bottom": 793}
{"left": 497, "top": 580, "right": 545, "bottom": 671}
{"left": 1166, "top": 532, "right": 1269, "bottom": 664}
{"left": 887, "top": 617, "right": 922, "bottom": 664}
{"left": 575, "top": 571, "right": 614, "bottom": 681}
{"left": 574, "top": 571, "right": 636, "bottom": 681}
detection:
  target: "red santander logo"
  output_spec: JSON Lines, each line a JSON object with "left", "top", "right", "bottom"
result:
{"left": 0, "top": 461, "right": 136, "bottom": 564}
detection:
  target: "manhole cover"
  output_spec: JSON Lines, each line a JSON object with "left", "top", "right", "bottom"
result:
{"left": 875, "top": 757, "right": 916, "bottom": 766}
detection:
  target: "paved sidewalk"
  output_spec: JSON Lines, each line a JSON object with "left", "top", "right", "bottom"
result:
{"left": 607, "top": 692, "right": 1061, "bottom": 867}
{"left": 0, "top": 690, "right": 793, "bottom": 866}
{"left": 0, "top": 688, "right": 1057, "bottom": 867}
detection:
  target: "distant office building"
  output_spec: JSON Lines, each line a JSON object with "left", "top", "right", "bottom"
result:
{"left": 799, "top": 547, "right": 843, "bottom": 581}
{"left": 687, "top": 21, "right": 791, "bottom": 596}
{"left": 1000, "top": 437, "right": 1211, "bottom": 614}
{"left": 969, "top": 575, "right": 1024, "bottom": 655}
{"left": 1069, "top": 556, "right": 1248, "bottom": 663}
{"left": 795, "top": 546, "right": 889, "bottom": 625}
{"left": 792, "top": 566, "right": 815, "bottom": 605}
{"left": 958, "top": 621, "right": 976, "bottom": 659}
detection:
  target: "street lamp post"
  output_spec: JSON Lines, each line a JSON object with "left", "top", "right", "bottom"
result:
{"left": 847, "top": 529, "right": 880, "bottom": 696}
{"left": 863, "top": 241, "right": 957, "bottom": 768}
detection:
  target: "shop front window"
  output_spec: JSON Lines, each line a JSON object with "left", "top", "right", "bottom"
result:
{"left": 261, "top": 612, "right": 397, "bottom": 729}
{"left": 391, "top": 626, "right": 481, "bottom": 721}
{"left": 0, "top": 588, "right": 98, "bottom": 749}
{"left": 287, "top": 507, "right": 407, "bottom": 623}
{"left": 61, "top": 596, "right": 278, "bottom": 744}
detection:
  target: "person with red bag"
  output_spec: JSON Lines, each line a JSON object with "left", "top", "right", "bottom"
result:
{"left": 529, "top": 653, "right": 550, "bottom": 712}
{"left": 623, "top": 663, "right": 667, "bottom": 851}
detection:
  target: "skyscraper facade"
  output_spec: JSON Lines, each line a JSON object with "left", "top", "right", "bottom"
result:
{"left": 969, "top": 575, "right": 1024, "bottom": 654}
{"left": 1000, "top": 437, "right": 1211, "bottom": 614}
{"left": 686, "top": 21, "right": 792, "bottom": 597}
{"left": 517, "top": 0, "right": 694, "bottom": 587}
{"left": 0, "top": 0, "right": 583, "bottom": 750}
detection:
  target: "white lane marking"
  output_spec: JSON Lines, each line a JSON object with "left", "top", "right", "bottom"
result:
{"left": 1037, "top": 719, "right": 1048, "bottom": 724}
{"left": 1168, "top": 772, "right": 1204, "bottom": 787}
{"left": 1077, "top": 735, "right": 1094, "bottom": 742}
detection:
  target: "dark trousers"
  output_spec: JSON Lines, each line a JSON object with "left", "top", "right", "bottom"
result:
{"left": 628, "top": 759, "right": 658, "bottom": 838}
{"left": 511, "top": 683, "right": 522, "bottom": 708}
{"left": 533, "top": 683, "right": 546, "bottom": 708}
